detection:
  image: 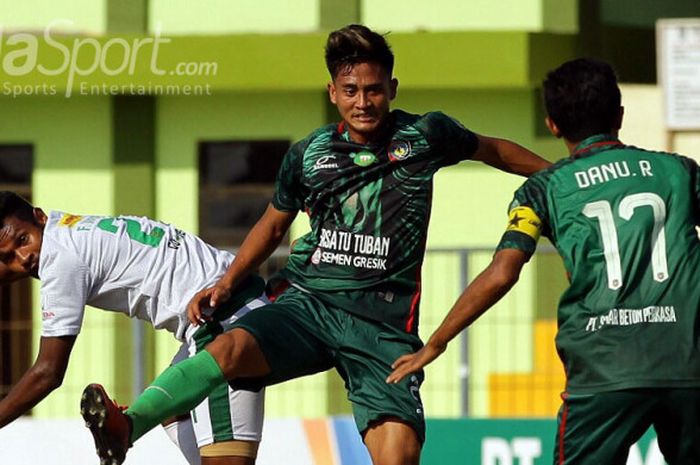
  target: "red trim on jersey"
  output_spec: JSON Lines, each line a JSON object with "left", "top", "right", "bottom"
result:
{"left": 558, "top": 392, "right": 570, "bottom": 465}
{"left": 266, "top": 279, "right": 290, "bottom": 303}
{"left": 405, "top": 271, "right": 422, "bottom": 333}
{"left": 572, "top": 141, "right": 623, "bottom": 158}
{"left": 337, "top": 121, "right": 345, "bottom": 133}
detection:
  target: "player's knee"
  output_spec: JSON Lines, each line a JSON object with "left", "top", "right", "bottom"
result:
{"left": 207, "top": 328, "right": 262, "bottom": 379}
{"left": 207, "top": 331, "right": 240, "bottom": 377}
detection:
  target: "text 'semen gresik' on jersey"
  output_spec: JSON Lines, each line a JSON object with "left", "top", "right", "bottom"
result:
{"left": 272, "top": 110, "right": 478, "bottom": 330}
{"left": 497, "top": 134, "right": 700, "bottom": 393}
{"left": 39, "top": 212, "right": 239, "bottom": 340}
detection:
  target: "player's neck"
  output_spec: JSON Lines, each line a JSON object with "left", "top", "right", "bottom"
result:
{"left": 565, "top": 130, "right": 620, "bottom": 156}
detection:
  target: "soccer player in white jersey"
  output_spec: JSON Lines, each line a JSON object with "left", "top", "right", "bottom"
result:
{"left": 0, "top": 191, "right": 267, "bottom": 465}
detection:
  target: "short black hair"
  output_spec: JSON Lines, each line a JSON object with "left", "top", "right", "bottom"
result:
{"left": 543, "top": 58, "right": 622, "bottom": 142}
{"left": 0, "top": 191, "right": 34, "bottom": 226}
{"left": 325, "top": 24, "right": 394, "bottom": 79}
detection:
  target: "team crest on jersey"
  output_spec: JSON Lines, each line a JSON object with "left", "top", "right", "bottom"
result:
{"left": 352, "top": 150, "right": 377, "bottom": 167}
{"left": 388, "top": 140, "right": 411, "bottom": 162}
{"left": 311, "top": 248, "right": 322, "bottom": 265}
{"left": 59, "top": 214, "right": 82, "bottom": 227}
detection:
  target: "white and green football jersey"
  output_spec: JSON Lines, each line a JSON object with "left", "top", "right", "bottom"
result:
{"left": 39, "top": 211, "right": 247, "bottom": 340}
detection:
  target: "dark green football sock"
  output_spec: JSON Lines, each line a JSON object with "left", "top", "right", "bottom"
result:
{"left": 126, "top": 350, "right": 225, "bottom": 443}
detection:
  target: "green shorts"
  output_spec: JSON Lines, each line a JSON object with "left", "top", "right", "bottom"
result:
{"left": 231, "top": 286, "right": 426, "bottom": 442}
{"left": 554, "top": 388, "right": 700, "bottom": 464}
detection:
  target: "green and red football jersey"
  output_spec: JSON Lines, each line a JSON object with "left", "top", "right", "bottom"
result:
{"left": 273, "top": 110, "right": 478, "bottom": 331}
{"left": 498, "top": 134, "right": 700, "bottom": 393}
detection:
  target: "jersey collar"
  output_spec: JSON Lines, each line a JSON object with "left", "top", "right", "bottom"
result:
{"left": 335, "top": 112, "right": 397, "bottom": 149}
{"left": 571, "top": 134, "right": 624, "bottom": 159}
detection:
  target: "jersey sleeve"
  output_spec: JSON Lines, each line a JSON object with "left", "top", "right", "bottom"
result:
{"left": 421, "top": 112, "right": 479, "bottom": 167}
{"left": 496, "top": 175, "right": 550, "bottom": 259}
{"left": 272, "top": 141, "right": 307, "bottom": 212}
{"left": 40, "top": 243, "right": 91, "bottom": 337}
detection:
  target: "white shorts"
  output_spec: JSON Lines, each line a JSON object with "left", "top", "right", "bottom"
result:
{"left": 171, "top": 294, "right": 268, "bottom": 447}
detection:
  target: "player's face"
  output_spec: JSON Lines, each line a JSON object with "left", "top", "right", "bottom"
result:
{"left": 0, "top": 209, "right": 46, "bottom": 282}
{"left": 328, "top": 61, "right": 398, "bottom": 145}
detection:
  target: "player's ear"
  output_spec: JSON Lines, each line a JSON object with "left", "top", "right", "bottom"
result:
{"left": 389, "top": 78, "right": 398, "bottom": 100}
{"left": 33, "top": 208, "right": 47, "bottom": 227}
{"left": 328, "top": 81, "right": 337, "bottom": 105}
{"left": 545, "top": 116, "right": 562, "bottom": 138}
{"left": 614, "top": 106, "right": 624, "bottom": 131}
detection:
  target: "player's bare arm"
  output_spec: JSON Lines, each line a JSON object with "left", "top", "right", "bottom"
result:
{"left": 187, "top": 204, "right": 297, "bottom": 325}
{"left": 472, "top": 134, "right": 551, "bottom": 177}
{"left": 0, "top": 335, "right": 76, "bottom": 428}
{"left": 387, "top": 248, "right": 528, "bottom": 384}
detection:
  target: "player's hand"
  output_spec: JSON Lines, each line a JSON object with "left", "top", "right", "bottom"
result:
{"left": 386, "top": 341, "right": 446, "bottom": 384}
{"left": 186, "top": 284, "right": 231, "bottom": 326}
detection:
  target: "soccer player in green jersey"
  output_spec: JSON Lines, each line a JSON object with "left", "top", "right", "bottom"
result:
{"left": 388, "top": 58, "right": 700, "bottom": 464}
{"left": 83, "top": 24, "right": 550, "bottom": 465}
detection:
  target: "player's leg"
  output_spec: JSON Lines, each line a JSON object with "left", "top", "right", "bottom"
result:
{"left": 192, "top": 289, "right": 339, "bottom": 464}
{"left": 653, "top": 387, "right": 700, "bottom": 465}
{"left": 364, "top": 419, "right": 421, "bottom": 465}
{"left": 83, "top": 289, "right": 333, "bottom": 463}
{"left": 81, "top": 330, "right": 261, "bottom": 465}
{"left": 552, "top": 389, "right": 655, "bottom": 465}
{"left": 333, "top": 313, "right": 425, "bottom": 465}
{"left": 188, "top": 353, "right": 264, "bottom": 465}
{"left": 185, "top": 299, "right": 266, "bottom": 465}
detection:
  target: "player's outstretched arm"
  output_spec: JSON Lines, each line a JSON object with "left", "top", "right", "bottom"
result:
{"left": 187, "top": 203, "right": 297, "bottom": 325}
{"left": 472, "top": 135, "right": 551, "bottom": 177}
{"left": 0, "top": 335, "right": 76, "bottom": 428}
{"left": 387, "top": 249, "right": 528, "bottom": 384}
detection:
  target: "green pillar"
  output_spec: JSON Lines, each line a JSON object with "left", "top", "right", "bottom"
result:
{"left": 320, "top": 0, "right": 361, "bottom": 31}
{"left": 106, "top": 0, "right": 159, "bottom": 403}
{"left": 107, "top": 0, "right": 148, "bottom": 33}
{"left": 111, "top": 95, "right": 158, "bottom": 402}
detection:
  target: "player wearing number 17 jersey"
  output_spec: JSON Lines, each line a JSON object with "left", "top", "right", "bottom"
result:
{"left": 0, "top": 192, "right": 267, "bottom": 465}
{"left": 388, "top": 59, "right": 700, "bottom": 464}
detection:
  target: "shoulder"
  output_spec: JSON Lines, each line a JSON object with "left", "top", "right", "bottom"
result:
{"left": 392, "top": 110, "right": 476, "bottom": 152}
{"left": 623, "top": 144, "right": 697, "bottom": 169}
{"left": 404, "top": 110, "right": 470, "bottom": 135}
{"left": 510, "top": 160, "right": 572, "bottom": 211}
{"left": 40, "top": 211, "right": 91, "bottom": 269}
{"left": 520, "top": 158, "right": 569, "bottom": 190}
{"left": 288, "top": 124, "right": 336, "bottom": 156}
{"left": 42, "top": 211, "right": 76, "bottom": 245}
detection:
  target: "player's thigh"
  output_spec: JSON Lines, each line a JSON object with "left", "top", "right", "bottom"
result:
{"left": 553, "top": 390, "right": 656, "bottom": 465}
{"left": 335, "top": 316, "right": 426, "bottom": 444}
{"left": 229, "top": 289, "right": 335, "bottom": 386}
{"left": 364, "top": 418, "right": 421, "bottom": 465}
{"left": 653, "top": 388, "right": 700, "bottom": 465}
